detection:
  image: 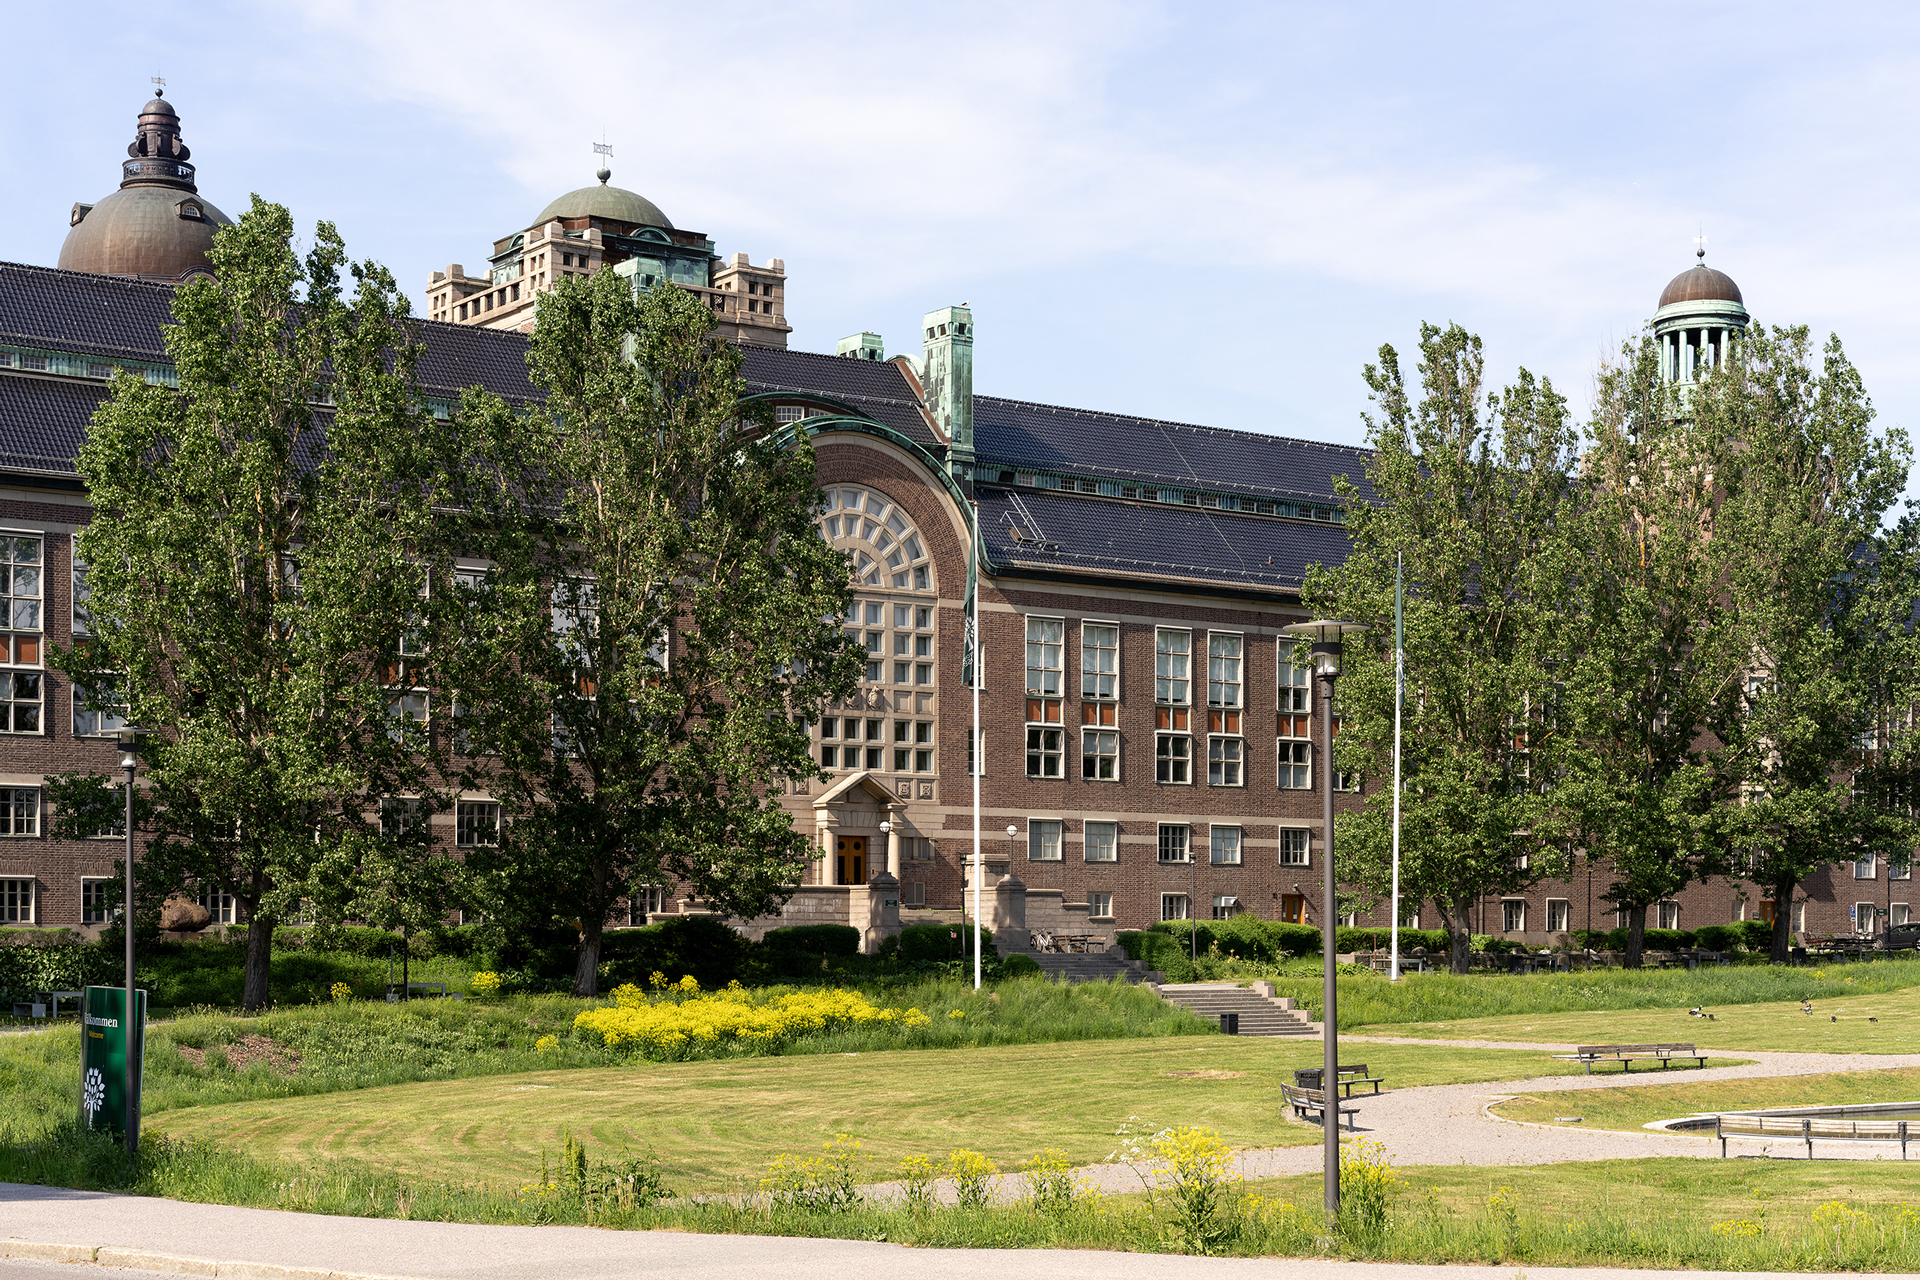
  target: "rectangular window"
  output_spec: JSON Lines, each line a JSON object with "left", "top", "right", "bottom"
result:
{"left": 894, "top": 661, "right": 910, "bottom": 684}
{"left": 1207, "top": 634, "right": 1242, "bottom": 708}
{"left": 1890, "top": 855, "right": 1912, "bottom": 881}
{"left": 1155, "top": 730, "right": 1190, "bottom": 784}
{"left": 1546, "top": 898, "right": 1570, "bottom": 933}
{"left": 1854, "top": 852, "right": 1877, "bottom": 880}
{"left": 1082, "top": 729, "right": 1118, "bottom": 780}
{"left": 1157, "top": 823, "right": 1190, "bottom": 864}
{"left": 820, "top": 744, "right": 838, "bottom": 768}
{"left": 1657, "top": 900, "right": 1680, "bottom": 930}
{"left": 73, "top": 669, "right": 129, "bottom": 738}
{"left": 1025, "top": 617, "right": 1063, "bottom": 696}
{"left": 966, "top": 728, "right": 983, "bottom": 777}
{"left": 1502, "top": 899, "right": 1526, "bottom": 932}
{"left": 1893, "top": 903, "right": 1911, "bottom": 927}
{"left": 904, "top": 881, "right": 926, "bottom": 907}
{"left": 0, "top": 787, "right": 39, "bottom": 836}
{"left": 81, "top": 878, "right": 114, "bottom": 925}
{"left": 456, "top": 801, "right": 500, "bottom": 847}
{"left": 1083, "top": 821, "right": 1117, "bottom": 862}
{"left": 1207, "top": 721, "right": 1243, "bottom": 786}
{"left": 1154, "top": 629, "right": 1190, "bottom": 704}
{"left": 0, "top": 876, "right": 31, "bottom": 922}
{"left": 1160, "top": 893, "right": 1190, "bottom": 921}
{"left": 916, "top": 662, "right": 933, "bottom": 685}
{"left": 1210, "top": 825, "right": 1242, "bottom": 865}
{"left": 1793, "top": 899, "right": 1805, "bottom": 933}
{"left": 1081, "top": 623, "right": 1118, "bottom": 699}
{"left": 1028, "top": 820, "right": 1062, "bottom": 861}
{"left": 627, "top": 884, "right": 669, "bottom": 925}
{"left": 1279, "top": 828, "right": 1310, "bottom": 866}
{"left": 198, "top": 886, "right": 238, "bottom": 925}
{"left": 1279, "top": 659, "right": 1313, "bottom": 723}
{"left": 915, "top": 749, "right": 933, "bottom": 772}
{"left": 0, "top": 535, "right": 43, "bottom": 734}
{"left": 1279, "top": 740, "right": 1311, "bottom": 789}
{"left": 1213, "top": 894, "right": 1240, "bottom": 920}
{"left": 1025, "top": 727, "right": 1063, "bottom": 778}
{"left": 1087, "top": 891, "right": 1113, "bottom": 919}
{"left": 1855, "top": 902, "right": 1878, "bottom": 935}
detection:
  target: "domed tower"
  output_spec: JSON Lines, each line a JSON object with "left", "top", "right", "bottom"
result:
{"left": 59, "top": 90, "right": 233, "bottom": 281}
{"left": 1653, "top": 245, "right": 1748, "bottom": 385}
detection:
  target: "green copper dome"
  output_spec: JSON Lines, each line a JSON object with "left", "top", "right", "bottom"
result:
{"left": 533, "top": 172, "right": 672, "bottom": 230}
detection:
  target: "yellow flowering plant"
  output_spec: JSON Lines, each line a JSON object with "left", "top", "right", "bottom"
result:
{"left": 469, "top": 971, "right": 502, "bottom": 1000}
{"left": 573, "top": 983, "right": 942, "bottom": 1059}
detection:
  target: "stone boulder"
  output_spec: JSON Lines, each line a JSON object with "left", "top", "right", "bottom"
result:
{"left": 160, "top": 897, "right": 212, "bottom": 933}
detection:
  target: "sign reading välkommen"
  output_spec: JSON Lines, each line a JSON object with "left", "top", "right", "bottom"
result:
{"left": 79, "top": 985, "right": 147, "bottom": 1141}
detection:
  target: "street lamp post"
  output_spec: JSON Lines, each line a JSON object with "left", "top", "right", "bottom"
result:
{"left": 1282, "top": 619, "right": 1368, "bottom": 1220}
{"left": 115, "top": 725, "right": 148, "bottom": 1158}
{"left": 1004, "top": 826, "right": 1018, "bottom": 960}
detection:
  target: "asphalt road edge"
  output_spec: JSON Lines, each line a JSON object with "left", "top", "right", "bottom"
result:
{"left": 1, "top": 1238, "right": 422, "bottom": 1280}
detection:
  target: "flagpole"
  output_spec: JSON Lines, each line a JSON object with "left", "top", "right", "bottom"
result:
{"left": 968, "top": 501, "right": 982, "bottom": 991}
{"left": 1390, "top": 551, "right": 1403, "bottom": 982}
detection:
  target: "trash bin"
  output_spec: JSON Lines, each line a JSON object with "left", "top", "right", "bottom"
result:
{"left": 1294, "top": 1067, "right": 1322, "bottom": 1089}
{"left": 1219, "top": 1012, "right": 1239, "bottom": 1035}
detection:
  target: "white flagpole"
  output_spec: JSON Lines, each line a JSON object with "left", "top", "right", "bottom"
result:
{"left": 1390, "top": 551, "right": 1404, "bottom": 982}
{"left": 970, "top": 505, "right": 982, "bottom": 991}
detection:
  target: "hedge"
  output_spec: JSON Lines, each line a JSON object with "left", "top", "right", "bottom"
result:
{"left": 760, "top": 925, "right": 862, "bottom": 957}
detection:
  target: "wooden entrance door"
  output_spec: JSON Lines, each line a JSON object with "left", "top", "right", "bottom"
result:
{"left": 1759, "top": 901, "right": 1778, "bottom": 925}
{"left": 836, "top": 836, "right": 868, "bottom": 885}
{"left": 1280, "top": 894, "right": 1306, "bottom": 925}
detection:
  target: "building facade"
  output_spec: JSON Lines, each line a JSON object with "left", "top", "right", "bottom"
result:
{"left": 0, "top": 92, "right": 1903, "bottom": 949}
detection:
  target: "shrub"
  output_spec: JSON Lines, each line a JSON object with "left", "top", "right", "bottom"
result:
{"left": 598, "top": 916, "right": 749, "bottom": 991}
{"left": 760, "top": 925, "right": 861, "bottom": 957}
{"left": 1001, "top": 954, "right": 1042, "bottom": 978}
{"left": 895, "top": 922, "right": 994, "bottom": 965}
{"left": 468, "top": 971, "right": 502, "bottom": 1000}
{"left": 1735, "top": 919, "right": 1778, "bottom": 950}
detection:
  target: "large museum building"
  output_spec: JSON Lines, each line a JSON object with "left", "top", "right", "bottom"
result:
{"left": 0, "top": 92, "right": 1901, "bottom": 947}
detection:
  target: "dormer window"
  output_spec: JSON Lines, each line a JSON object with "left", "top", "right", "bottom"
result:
{"left": 176, "top": 200, "right": 203, "bottom": 222}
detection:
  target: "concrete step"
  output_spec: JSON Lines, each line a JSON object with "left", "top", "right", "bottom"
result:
{"left": 1154, "top": 982, "right": 1319, "bottom": 1036}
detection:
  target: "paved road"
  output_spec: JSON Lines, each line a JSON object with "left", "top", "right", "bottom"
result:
{"left": 0, "top": 1185, "right": 1896, "bottom": 1280}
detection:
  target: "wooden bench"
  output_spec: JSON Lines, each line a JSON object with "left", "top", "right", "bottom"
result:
{"left": 1333, "top": 1064, "right": 1384, "bottom": 1097}
{"left": 1281, "top": 1083, "right": 1359, "bottom": 1130}
{"left": 1715, "top": 1113, "right": 1911, "bottom": 1159}
{"left": 1551, "top": 1042, "right": 1706, "bottom": 1075}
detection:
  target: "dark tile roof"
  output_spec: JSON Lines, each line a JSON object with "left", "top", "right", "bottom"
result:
{"left": 740, "top": 346, "right": 938, "bottom": 449}
{"left": 974, "top": 396, "right": 1372, "bottom": 505}
{"left": 411, "top": 319, "right": 535, "bottom": 401}
{"left": 977, "top": 485, "right": 1349, "bottom": 594}
{"left": 0, "top": 375, "right": 104, "bottom": 475}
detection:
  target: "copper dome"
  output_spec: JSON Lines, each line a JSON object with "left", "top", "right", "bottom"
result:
{"left": 58, "top": 92, "right": 232, "bottom": 281}
{"left": 1658, "top": 264, "right": 1743, "bottom": 310}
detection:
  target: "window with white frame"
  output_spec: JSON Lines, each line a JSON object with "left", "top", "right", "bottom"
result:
{"left": 1207, "top": 730, "right": 1242, "bottom": 786}
{"left": 1155, "top": 630, "right": 1192, "bottom": 784}
{"left": 1160, "top": 892, "right": 1189, "bottom": 921}
{"left": 1207, "top": 634, "right": 1242, "bottom": 709}
{"left": 1656, "top": 900, "right": 1680, "bottom": 930}
{"left": 0, "top": 787, "right": 39, "bottom": 836}
{"left": 1212, "top": 894, "right": 1240, "bottom": 920}
{"left": 1155, "top": 629, "right": 1190, "bottom": 703}
{"left": 1279, "top": 828, "right": 1310, "bottom": 867}
{"left": 0, "top": 876, "right": 31, "bottom": 922}
{"left": 1893, "top": 902, "right": 1911, "bottom": 927}
{"left": 1338, "top": 909, "right": 1359, "bottom": 928}
{"left": 1156, "top": 728, "right": 1191, "bottom": 783}
{"left": 1278, "top": 739, "right": 1311, "bottom": 789}
{"left": 81, "top": 877, "right": 114, "bottom": 925}
{"left": 627, "top": 885, "right": 668, "bottom": 924}
{"left": 1546, "top": 899, "right": 1570, "bottom": 933}
{"left": 1279, "top": 660, "right": 1312, "bottom": 724}
{"left": 1083, "top": 821, "right": 1117, "bottom": 863}
{"left": 1891, "top": 854, "right": 1912, "bottom": 881}
{"left": 1793, "top": 899, "right": 1805, "bottom": 933}
{"left": 1855, "top": 902, "right": 1878, "bottom": 935}
{"left": 1026, "top": 722, "right": 1063, "bottom": 778}
{"left": 966, "top": 727, "right": 984, "bottom": 777}
{"left": 1210, "top": 825, "right": 1242, "bottom": 865}
{"left": 456, "top": 801, "right": 500, "bottom": 847}
{"left": 71, "top": 545, "right": 129, "bottom": 738}
{"left": 1157, "top": 824, "right": 1190, "bottom": 864}
{"left": 1028, "top": 820, "right": 1062, "bottom": 861}
{"left": 0, "top": 535, "right": 43, "bottom": 734}
{"left": 816, "top": 486, "right": 935, "bottom": 592}
{"left": 1025, "top": 617, "right": 1065, "bottom": 777}
{"left": 1026, "top": 617, "right": 1063, "bottom": 697}
{"left": 1082, "top": 722, "right": 1118, "bottom": 780}
{"left": 1081, "top": 623, "right": 1117, "bottom": 699}
{"left": 198, "top": 886, "right": 238, "bottom": 925}
{"left": 1501, "top": 899, "right": 1526, "bottom": 932}
{"left": 1087, "top": 891, "right": 1113, "bottom": 919}
{"left": 1854, "top": 852, "right": 1878, "bottom": 879}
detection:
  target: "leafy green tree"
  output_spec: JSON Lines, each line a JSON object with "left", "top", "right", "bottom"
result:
{"left": 50, "top": 200, "right": 455, "bottom": 1009}
{"left": 1309, "top": 323, "right": 1580, "bottom": 973}
{"left": 446, "top": 269, "right": 862, "bottom": 996}
{"left": 1705, "top": 326, "right": 1911, "bottom": 960}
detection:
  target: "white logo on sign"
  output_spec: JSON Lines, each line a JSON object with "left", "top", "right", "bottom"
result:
{"left": 82, "top": 1066, "right": 106, "bottom": 1126}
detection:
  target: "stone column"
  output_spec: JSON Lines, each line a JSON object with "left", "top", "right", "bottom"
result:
{"left": 886, "top": 815, "right": 903, "bottom": 879}
{"left": 994, "top": 874, "right": 1029, "bottom": 952}
{"left": 821, "top": 829, "right": 837, "bottom": 886}
{"left": 866, "top": 871, "right": 902, "bottom": 953}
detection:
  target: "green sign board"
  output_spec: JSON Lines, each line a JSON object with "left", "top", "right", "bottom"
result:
{"left": 79, "top": 985, "right": 146, "bottom": 1141}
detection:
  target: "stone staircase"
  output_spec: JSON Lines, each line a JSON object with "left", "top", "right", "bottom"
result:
{"left": 1155, "top": 982, "right": 1319, "bottom": 1036}
{"left": 1028, "top": 950, "right": 1162, "bottom": 984}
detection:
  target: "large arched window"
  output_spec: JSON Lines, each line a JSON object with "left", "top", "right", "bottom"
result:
{"left": 818, "top": 486, "right": 934, "bottom": 592}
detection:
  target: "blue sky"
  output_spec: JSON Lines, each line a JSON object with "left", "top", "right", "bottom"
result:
{"left": 7, "top": 2, "right": 1919, "bottom": 484}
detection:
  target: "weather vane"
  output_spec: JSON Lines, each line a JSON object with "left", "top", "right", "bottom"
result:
{"left": 1694, "top": 230, "right": 1707, "bottom": 263}
{"left": 150, "top": 75, "right": 166, "bottom": 96}
{"left": 592, "top": 138, "right": 612, "bottom": 181}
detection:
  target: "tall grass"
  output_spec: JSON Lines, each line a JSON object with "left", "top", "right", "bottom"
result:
{"left": 0, "top": 977, "right": 1206, "bottom": 1137}
{"left": 6, "top": 1125, "right": 1918, "bottom": 1270}
{"left": 1246, "top": 954, "right": 1920, "bottom": 1027}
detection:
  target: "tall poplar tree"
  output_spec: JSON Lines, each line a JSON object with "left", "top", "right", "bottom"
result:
{"left": 1309, "top": 323, "right": 1581, "bottom": 973}
{"left": 447, "top": 269, "right": 861, "bottom": 996}
{"left": 53, "top": 199, "right": 455, "bottom": 1009}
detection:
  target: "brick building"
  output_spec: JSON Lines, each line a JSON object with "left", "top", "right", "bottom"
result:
{"left": 0, "top": 91, "right": 1904, "bottom": 949}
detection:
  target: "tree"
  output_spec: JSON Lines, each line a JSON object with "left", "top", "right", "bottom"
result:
{"left": 1705, "top": 326, "right": 1911, "bottom": 961}
{"left": 51, "top": 200, "right": 456, "bottom": 1010}
{"left": 446, "top": 268, "right": 862, "bottom": 996}
{"left": 1308, "top": 323, "right": 1581, "bottom": 973}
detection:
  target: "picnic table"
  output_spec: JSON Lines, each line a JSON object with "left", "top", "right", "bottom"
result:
{"left": 1281, "top": 1083, "right": 1359, "bottom": 1131}
{"left": 1551, "top": 1042, "right": 1707, "bottom": 1075}
{"left": 386, "top": 981, "right": 457, "bottom": 1002}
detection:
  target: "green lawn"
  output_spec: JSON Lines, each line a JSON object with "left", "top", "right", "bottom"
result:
{"left": 1492, "top": 1066, "right": 1920, "bottom": 1133}
{"left": 142, "top": 1037, "right": 1606, "bottom": 1193}
{"left": 1351, "top": 978, "right": 1920, "bottom": 1052}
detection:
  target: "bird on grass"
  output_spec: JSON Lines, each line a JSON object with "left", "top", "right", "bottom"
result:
{"left": 1707, "top": 1013, "right": 1717, "bottom": 1020}
{"left": 1870, "top": 1017, "right": 1879, "bottom": 1023}
{"left": 1831, "top": 1015, "right": 1838, "bottom": 1022}
{"left": 1687, "top": 1006, "right": 1704, "bottom": 1017}
{"left": 1802, "top": 1001, "right": 1813, "bottom": 1015}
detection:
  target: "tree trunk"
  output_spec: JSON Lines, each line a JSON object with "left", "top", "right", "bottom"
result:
{"left": 1442, "top": 897, "right": 1473, "bottom": 975}
{"left": 242, "top": 909, "right": 274, "bottom": 1011}
{"left": 1770, "top": 874, "right": 1798, "bottom": 964}
{"left": 1623, "top": 901, "right": 1648, "bottom": 969}
{"left": 402, "top": 926, "right": 410, "bottom": 1002}
{"left": 574, "top": 921, "right": 603, "bottom": 998}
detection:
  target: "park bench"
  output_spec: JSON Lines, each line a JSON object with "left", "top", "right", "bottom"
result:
{"left": 1551, "top": 1042, "right": 1706, "bottom": 1075}
{"left": 1715, "top": 1113, "right": 1911, "bottom": 1159}
{"left": 1332, "top": 1064, "right": 1384, "bottom": 1097}
{"left": 1281, "top": 1083, "right": 1359, "bottom": 1131}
